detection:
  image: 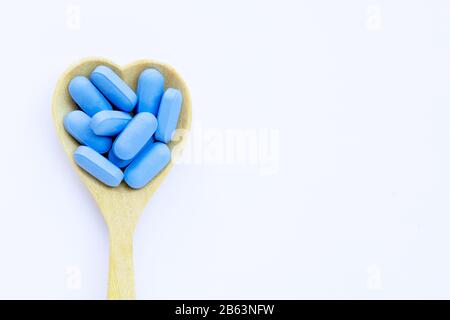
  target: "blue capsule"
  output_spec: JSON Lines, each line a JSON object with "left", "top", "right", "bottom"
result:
{"left": 124, "top": 142, "right": 171, "bottom": 189}
{"left": 108, "top": 148, "right": 133, "bottom": 169}
{"left": 108, "top": 137, "right": 154, "bottom": 168}
{"left": 90, "top": 110, "right": 132, "bottom": 136}
{"left": 137, "top": 68, "right": 165, "bottom": 115}
{"left": 64, "top": 110, "right": 112, "bottom": 154}
{"left": 74, "top": 146, "right": 123, "bottom": 187}
{"left": 68, "top": 76, "right": 112, "bottom": 116}
{"left": 155, "top": 88, "right": 182, "bottom": 143}
{"left": 90, "top": 65, "right": 137, "bottom": 112}
{"left": 113, "top": 112, "right": 157, "bottom": 160}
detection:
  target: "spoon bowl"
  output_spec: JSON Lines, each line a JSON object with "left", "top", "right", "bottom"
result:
{"left": 52, "top": 57, "right": 192, "bottom": 299}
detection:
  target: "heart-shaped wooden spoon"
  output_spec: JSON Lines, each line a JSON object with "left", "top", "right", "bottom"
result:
{"left": 52, "top": 57, "right": 192, "bottom": 299}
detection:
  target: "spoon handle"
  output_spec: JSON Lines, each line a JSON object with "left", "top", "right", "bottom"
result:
{"left": 107, "top": 233, "right": 135, "bottom": 299}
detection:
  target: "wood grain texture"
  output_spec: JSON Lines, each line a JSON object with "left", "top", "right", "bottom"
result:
{"left": 51, "top": 57, "right": 192, "bottom": 299}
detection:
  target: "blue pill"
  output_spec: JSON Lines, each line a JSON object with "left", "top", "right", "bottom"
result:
{"left": 90, "top": 65, "right": 137, "bottom": 112}
{"left": 108, "top": 137, "right": 154, "bottom": 168}
{"left": 64, "top": 110, "right": 112, "bottom": 154}
{"left": 113, "top": 112, "right": 157, "bottom": 160}
{"left": 124, "top": 142, "right": 171, "bottom": 189}
{"left": 108, "top": 148, "right": 133, "bottom": 169}
{"left": 90, "top": 110, "right": 132, "bottom": 136}
{"left": 68, "top": 76, "right": 112, "bottom": 116}
{"left": 137, "top": 68, "right": 165, "bottom": 115}
{"left": 155, "top": 88, "right": 182, "bottom": 143}
{"left": 74, "top": 146, "right": 123, "bottom": 187}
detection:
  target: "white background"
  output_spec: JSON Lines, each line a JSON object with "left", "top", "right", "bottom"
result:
{"left": 0, "top": 0, "right": 450, "bottom": 299}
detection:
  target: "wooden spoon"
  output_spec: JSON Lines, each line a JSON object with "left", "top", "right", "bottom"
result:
{"left": 52, "top": 57, "right": 192, "bottom": 299}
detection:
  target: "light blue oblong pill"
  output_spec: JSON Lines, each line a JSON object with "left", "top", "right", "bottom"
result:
{"left": 90, "top": 65, "right": 137, "bottom": 112}
{"left": 108, "top": 137, "right": 154, "bottom": 168}
{"left": 124, "top": 142, "right": 171, "bottom": 189}
{"left": 64, "top": 110, "right": 112, "bottom": 154}
{"left": 74, "top": 146, "right": 123, "bottom": 187}
{"left": 108, "top": 148, "right": 133, "bottom": 169}
{"left": 90, "top": 110, "right": 132, "bottom": 136}
{"left": 113, "top": 112, "right": 157, "bottom": 160}
{"left": 155, "top": 88, "right": 182, "bottom": 143}
{"left": 137, "top": 68, "right": 165, "bottom": 115}
{"left": 68, "top": 76, "right": 112, "bottom": 117}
